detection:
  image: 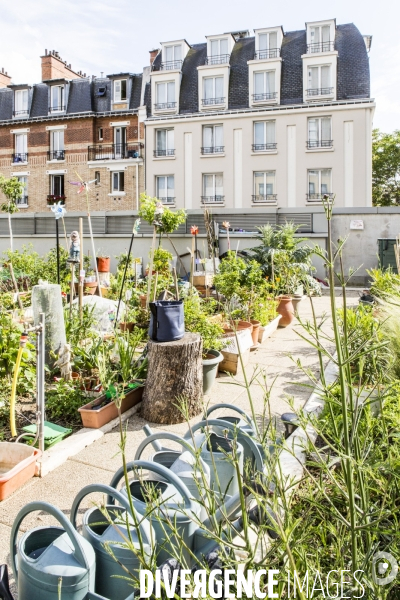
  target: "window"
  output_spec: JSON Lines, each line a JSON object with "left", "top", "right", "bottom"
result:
{"left": 13, "top": 133, "right": 28, "bottom": 162}
{"left": 307, "top": 169, "right": 332, "bottom": 200}
{"left": 202, "top": 173, "right": 224, "bottom": 203}
{"left": 155, "top": 82, "right": 176, "bottom": 110}
{"left": 156, "top": 175, "right": 175, "bottom": 204}
{"left": 253, "top": 71, "right": 276, "bottom": 102}
{"left": 98, "top": 127, "right": 103, "bottom": 141}
{"left": 253, "top": 121, "right": 276, "bottom": 151}
{"left": 155, "top": 129, "right": 175, "bottom": 157}
{"left": 309, "top": 25, "right": 332, "bottom": 53}
{"left": 95, "top": 171, "right": 100, "bottom": 185}
{"left": 307, "top": 65, "right": 332, "bottom": 96}
{"left": 49, "top": 130, "right": 65, "bottom": 160}
{"left": 202, "top": 125, "right": 223, "bottom": 154}
{"left": 114, "top": 79, "right": 127, "bottom": 102}
{"left": 208, "top": 38, "right": 229, "bottom": 64}
{"left": 257, "top": 31, "right": 279, "bottom": 59}
{"left": 49, "top": 174, "right": 65, "bottom": 201}
{"left": 163, "top": 45, "right": 182, "bottom": 69}
{"left": 253, "top": 172, "right": 276, "bottom": 203}
{"left": 16, "top": 176, "right": 28, "bottom": 206}
{"left": 50, "top": 85, "right": 64, "bottom": 112}
{"left": 307, "top": 117, "right": 332, "bottom": 148}
{"left": 114, "top": 126, "right": 127, "bottom": 158}
{"left": 202, "top": 76, "right": 224, "bottom": 106}
{"left": 14, "top": 90, "right": 28, "bottom": 116}
{"left": 111, "top": 172, "right": 125, "bottom": 193}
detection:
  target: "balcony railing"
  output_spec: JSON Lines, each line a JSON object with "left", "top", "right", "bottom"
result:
{"left": 201, "top": 146, "right": 225, "bottom": 154}
{"left": 306, "top": 192, "right": 334, "bottom": 202}
{"left": 201, "top": 195, "right": 225, "bottom": 204}
{"left": 254, "top": 48, "right": 280, "bottom": 59}
{"left": 252, "top": 92, "right": 277, "bottom": 102}
{"left": 16, "top": 196, "right": 28, "bottom": 206}
{"left": 47, "top": 150, "right": 65, "bottom": 160}
{"left": 205, "top": 54, "right": 230, "bottom": 65}
{"left": 252, "top": 194, "right": 277, "bottom": 203}
{"left": 13, "top": 110, "right": 29, "bottom": 117}
{"left": 201, "top": 97, "right": 225, "bottom": 106}
{"left": 12, "top": 153, "right": 28, "bottom": 163}
{"left": 153, "top": 149, "right": 175, "bottom": 157}
{"left": 158, "top": 197, "right": 176, "bottom": 205}
{"left": 252, "top": 143, "right": 277, "bottom": 151}
{"left": 307, "top": 41, "right": 334, "bottom": 53}
{"left": 47, "top": 194, "right": 66, "bottom": 205}
{"left": 306, "top": 87, "right": 334, "bottom": 97}
{"left": 306, "top": 140, "right": 333, "bottom": 149}
{"left": 88, "top": 143, "right": 143, "bottom": 161}
{"left": 154, "top": 102, "right": 177, "bottom": 111}
{"left": 160, "top": 60, "right": 183, "bottom": 71}
{"left": 48, "top": 105, "right": 65, "bottom": 113}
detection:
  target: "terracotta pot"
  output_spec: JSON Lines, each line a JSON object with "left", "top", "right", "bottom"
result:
{"left": 74, "top": 281, "right": 98, "bottom": 295}
{"left": 71, "top": 371, "right": 80, "bottom": 381}
{"left": 230, "top": 320, "right": 253, "bottom": 333}
{"left": 139, "top": 294, "right": 147, "bottom": 308}
{"left": 250, "top": 320, "right": 261, "bottom": 347}
{"left": 120, "top": 322, "right": 135, "bottom": 332}
{"left": 96, "top": 256, "right": 110, "bottom": 272}
{"left": 276, "top": 296, "right": 294, "bottom": 327}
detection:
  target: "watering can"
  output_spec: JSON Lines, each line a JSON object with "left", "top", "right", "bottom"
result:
{"left": 108, "top": 460, "right": 200, "bottom": 566}
{"left": 10, "top": 501, "right": 99, "bottom": 600}
{"left": 70, "top": 484, "right": 154, "bottom": 600}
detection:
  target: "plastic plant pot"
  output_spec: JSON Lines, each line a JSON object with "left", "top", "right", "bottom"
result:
{"left": 202, "top": 349, "right": 224, "bottom": 394}
{"left": 96, "top": 257, "right": 110, "bottom": 272}
{"left": 0, "top": 443, "right": 41, "bottom": 501}
{"left": 79, "top": 384, "right": 143, "bottom": 428}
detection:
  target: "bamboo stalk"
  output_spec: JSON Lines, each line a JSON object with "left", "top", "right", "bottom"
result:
{"left": 173, "top": 267, "right": 179, "bottom": 300}
{"left": 79, "top": 217, "right": 83, "bottom": 322}
{"left": 146, "top": 226, "right": 157, "bottom": 309}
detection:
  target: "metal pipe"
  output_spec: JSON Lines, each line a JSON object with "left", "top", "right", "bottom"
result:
{"left": 38, "top": 313, "right": 45, "bottom": 454}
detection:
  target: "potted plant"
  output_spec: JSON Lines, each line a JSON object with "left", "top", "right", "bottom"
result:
{"left": 96, "top": 250, "right": 111, "bottom": 273}
{"left": 119, "top": 306, "right": 137, "bottom": 332}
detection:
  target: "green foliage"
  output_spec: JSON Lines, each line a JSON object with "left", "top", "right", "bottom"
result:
{"left": 372, "top": 128, "right": 400, "bottom": 206}
{"left": 367, "top": 267, "right": 400, "bottom": 301}
{"left": 65, "top": 303, "right": 97, "bottom": 348}
{"left": 250, "top": 297, "right": 277, "bottom": 326}
{"left": 138, "top": 194, "right": 186, "bottom": 234}
{"left": 0, "top": 312, "right": 35, "bottom": 389}
{"left": 45, "top": 380, "right": 87, "bottom": 424}
{"left": 152, "top": 247, "right": 172, "bottom": 273}
{"left": 184, "top": 294, "right": 224, "bottom": 355}
{"left": 0, "top": 174, "right": 25, "bottom": 214}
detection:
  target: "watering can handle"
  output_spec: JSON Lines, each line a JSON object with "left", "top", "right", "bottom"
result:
{"left": 10, "top": 501, "right": 90, "bottom": 583}
{"left": 204, "top": 404, "right": 256, "bottom": 430}
{"left": 184, "top": 419, "right": 265, "bottom": 474}
{"left": 108, "top": 460, "right": 194, "bottom": 509}
{"left": 134, "top": 431, "right": 197, "bottom": 461}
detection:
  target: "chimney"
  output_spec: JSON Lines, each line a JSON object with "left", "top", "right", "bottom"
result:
{"left": 0, "top": 67, "right": 12, "bottom": 88}
{"left": 149, "top": 49, "right": 159, "bottom": 66}
{"left": 40, "top": 49, "right": 84, "bottom": 81}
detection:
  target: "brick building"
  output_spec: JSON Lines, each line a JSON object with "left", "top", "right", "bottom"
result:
{"left": 0, "top": 51, "right": 144, "bottom": 212}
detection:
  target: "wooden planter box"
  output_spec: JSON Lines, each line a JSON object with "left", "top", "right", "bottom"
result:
{"left": 0, "top": 443, "right": 41, "bottom": 501}
{"left": 258, "top": 315, "right": 282, "bottom": 343}
{"left": 218, "top": 348, "right": 250, "bottom": 375}
{"left": 78, "top": 384, "right": 143, "bottom": 428}
{"left": 193, "top": 273, "right": 214, "bottom": 287}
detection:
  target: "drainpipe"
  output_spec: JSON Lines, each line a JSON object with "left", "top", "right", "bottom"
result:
{"left": 38, "top": 313, "right": 45, "bottom": 454}
{"left": 135, "top": 162, "right": 139, "bottom": 210}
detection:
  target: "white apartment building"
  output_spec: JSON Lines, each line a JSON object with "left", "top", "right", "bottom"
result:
{"left": 143, "top": 20, "right": 374, "bottom": 209}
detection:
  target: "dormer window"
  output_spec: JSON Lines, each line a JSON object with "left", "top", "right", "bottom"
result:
{"left": 114, "top": 79, "right": 127, "bottom": 102}
{"left": 306, "top": 21, "right": 335, "bottom": 53}
{"left": 207, "top": 38, "right": 229, "bottom": 65}
{"left": 162, "top": 45, "right": 182, "bottom": 70}
{"left": 50, "top": 85, "right": 64, "bottom": 113}
{"left": 155, "top": 81, "right": 176, "bottom": 110}
{"left": 253, "top": 71, "right": 276, "bottom": 102}
{"left": 257, "top": 32, "right": 279, "bottom": 59}
{"left": 14, "top": 90, "right": 29, "bottom": 117}
{"left": 306, "top": 65, "right": 333, "bottom": 98}
{"left": 202, "top": 76, "right": 224, "bottom": 106}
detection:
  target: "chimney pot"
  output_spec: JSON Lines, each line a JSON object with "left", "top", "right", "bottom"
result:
{"left": 149, "top": 49, "right": 159, "bottom": 66}
{"left": 45, "top": 49, "right": 47, "bottom": 55}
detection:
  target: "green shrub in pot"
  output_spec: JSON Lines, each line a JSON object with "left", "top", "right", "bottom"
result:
{"left": 183, "top": 294, "right": 224, "bottom": 358}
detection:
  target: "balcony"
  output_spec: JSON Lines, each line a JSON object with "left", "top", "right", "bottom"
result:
{"left": 306, "top": 87, "right": 334, "bottom": 98}
{"left": 153, "top": 149, "right": 175, "bottom": 158}
{"left": 88, "top": 143, "right": 143, "bottom": 161}
{"left": 306, "top": 140, "right": 333, "bottom": 149}
{"left": 252, "top": 143, "right": 277, "bottom": 152}
{"left": 201, "top": 146, "right": 224, "bottom": 154}
{"left": 47, "top": 194, "right": 66, "bottom": 205}
{"left": 201, "top": 195, "right": 224, "bottom": 204}
{"left": 16, "top": 196, "right": 28, "bottom": 206}
{"left": 254, "top": 49, "right": 280, "bottom": 60}
{"left": 306, "top": 192, "right": 334, "bottom": 202}
{"left": 158, "top": 197, "right": 175, "bottom": 205}
{"left": 12, "top": 153, "right": 28, "bottom": 163}
{"left": 252, "top": 194, "right": 277, "bottom": 203}
{"left": 201, "top": 97, "right": 225, "bottom": 107}
{"left": 160, "top": 60, "right": 183, "bottom": 71}
{"left": 205, "top": 55, "right": 230, "bottom": 65}
{"left": 48, "top": 105, "right": 65, "bottom": 113}
{"left": 307, "top": 41, "right": 334, "bottom": 54}
{"left": 252, "top": 92, "right": 277, "bottom": 102}
{"left": 47, "top": 150, "right": 65, "bottom": 161}
{"left": 13, "top": 110, "right": 29, "bottom": 117}
{"left": 154, "top": 102, "right": 177, "bottom": 111}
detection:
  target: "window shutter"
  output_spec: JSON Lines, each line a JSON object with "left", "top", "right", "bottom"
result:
{"left": 114, "top": 80, "right": 121, "bottom": 102}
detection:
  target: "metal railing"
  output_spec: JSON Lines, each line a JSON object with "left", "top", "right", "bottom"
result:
{"left": 160, "top": 60, "right": 183, "bottom": 70}
{"left": 306, "top": 140, "right": 333, "bottom": 149}
{"left": 48, "top": 105, "right": 65, "bottom": 112}
{"left": 12, "top": 153, "right": 28, "bottom": 163}
{"left": 252, "top": 194, "right": 277, "bottom": 203}
{"left": 154, "top": 102, "right": 177, "bottom": 110}
{"left": 47, "top": 150, "right": 65, "bottom": 160}
{"left": 254, "top": 48, "right": 280, "bottom": 59}
{"left": 306, "top": 87, "right": 334, "bottom": 97}
{"left": 158, "top": 197, "right": 176, "bottom": 204}
{"left": 16, "top": 196, "right": 28, "bottom": 206}
{"left": 153, "top": 149, "right": 175, "bottom": 157}
{"left": 252, "top": 143, "right": 277, "bottom": 151}
{"left": 201, "top": 146, "right": 225, "bottom": 154}
{"left": 201, "top": 195, "right": 225, "bottom": 204}
{"left": 88, "top": 143, "right": 143, "bottom": 161}
{"left": 201, "top": 97, "right": 225, "bottom": 106}
{"left": 306, "top": 192, "right": 334, "bottom": 202}
{"left": 252, "top": 92, "right": 277, "bottom": 102}
{"left": 307, "top": 41, "right": 334, "bottom": 53}
{"left": 13, "top": 110, "right": 29, "bottom": 117}
{"left": 205, "top": 54, "right": 230, "bottom": 65}
{"left": 47, "top": 194, "right": 66, "bottom": 204}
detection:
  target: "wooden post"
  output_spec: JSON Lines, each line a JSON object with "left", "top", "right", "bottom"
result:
{"left": 152, "top": 272, "right": 159, "bottom": 302}
{"left": 79, "top": 217, "right": 83, "bottom": 321}
{"left": 173, "top": 267, "right": 179, "bottom": 300}
{"left": 69, "top": 263, "right": 74, "bottom": 320}
{"left": 146, "top": 226, "right": 157, "bottom": 308}
{"left": 190, "top": 236, "right": 195, "bottom": 289}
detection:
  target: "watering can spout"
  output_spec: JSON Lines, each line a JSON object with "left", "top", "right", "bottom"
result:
{"left": 143, "top": 425, "right": 164, "bottom": 451}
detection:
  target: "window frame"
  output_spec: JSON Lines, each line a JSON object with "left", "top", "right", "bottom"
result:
{"left": 16, "top": 175, "right": 28, "bottom": 207}
{"left": 307, "top": 64, "right": 332, "bottom": 97}
{"left": 253, "top": 171, "right": 276, "bottom": 203}
{"left": 202, "top": 76, "right": 224, "bottom": 106}
{"left": 202, "top": 124, "right": 224, "bottom": 154}
{"left": 13, "top": 133, "right": 28, "bottom": 163}
{"left": 253, "top": 70, "right": 276, "bottom": 102}
{"left": 111, "top": 171, "right": 125, "bottom": 193}
{"left": 50, "top": 174, "right": 65, "bottom": 197}
{"left": 201, "top": 173, "right": 224, "bottom": 203}
{"left": 114, "top": 79, "right": 127, "bottom": 103}
{"left": 155, "top": 128, "right": 175, "bottom": 157}
{"left": 307, "top": 168, "right": 332, "bottom": 200}
{"left": 50, "top": 85, "right": 64, "bottom": 112}
{"left": 14, "top": 89, "right": 29, "bottom": 116}
{"left": 252, "top": 120, "right": 276, "bottom": 151}
{"left": 155, "top": 81, "right": 176, "bottom": 110}
{"left": 307, "top": 116, "right": 332, "bottom": 149}
{"left": 156, "top": 175, "right": 175, "bottom": 204}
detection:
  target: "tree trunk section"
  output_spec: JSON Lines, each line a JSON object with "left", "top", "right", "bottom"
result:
{"left": 141, "top": 333, "right": 203, "bottom": 424}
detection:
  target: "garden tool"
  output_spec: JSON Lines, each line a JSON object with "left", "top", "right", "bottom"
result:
{"left": 70, "top": 483, "right": 154, "bottom": 600}
{"left": 10, "top": 501, "right": 97, "bottom": 600}
{"left": 108, "top": 460, "right": 200, "bottom": 566}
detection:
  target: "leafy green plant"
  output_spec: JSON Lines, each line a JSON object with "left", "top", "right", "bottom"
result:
{"left": 45, "top": 380, "right": 87, "bottom": 424}
{"left": 152, "top": 247, "right": 172, "bottom": 273}
{"left": 184, "top": 294, "right": 224, "bottom": 356}
{"left": 138, "top": 194, "right": 186, "bottom": 234}
{"left": 0, "top": 175, "right": 25, "bottom": 251}
{"left": 372, "top": 128, "right": 400, "bottom": 206}
{"left": 367, "top": 267, "right": 400, "bottom": 302}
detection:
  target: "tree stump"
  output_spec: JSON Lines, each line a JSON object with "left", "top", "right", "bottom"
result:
{"left": 141, "top": 333, "right": 203, "bottom": 424}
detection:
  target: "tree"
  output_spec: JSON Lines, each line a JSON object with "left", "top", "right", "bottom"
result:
{"left": 372, "top": 129, "right": 400, "bottom": 206}
{"left": 0, "top": 175, "right": 25, "bottom": 251}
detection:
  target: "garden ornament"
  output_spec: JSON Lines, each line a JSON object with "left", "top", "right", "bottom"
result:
{"left": 54, "top": 343, "right": 72, "bottom": 381}
{"left": 222, "top": 220, "right": 231, "bottom": 250}
{"left": 50, "top": 200, "right": 66, "bottom": 220}
{"left": 67, "top": 230, "right": 80, "bottom": 263}
{"left": 69, "top": 179, "right": 98, "bottom": 194}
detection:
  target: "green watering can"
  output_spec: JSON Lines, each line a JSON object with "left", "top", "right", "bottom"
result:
{"left": 10, "top": 501, "right": 101, "bottom": 600}
{"left": 108, "top": 460, "right": 200, "bottom": 567}
{"left": 70, "top": 484, "right": 154, "bottom": 600}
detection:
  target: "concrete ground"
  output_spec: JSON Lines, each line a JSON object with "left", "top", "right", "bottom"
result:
{"left": 0, "top": 291, "right": 359, "bottom": 597}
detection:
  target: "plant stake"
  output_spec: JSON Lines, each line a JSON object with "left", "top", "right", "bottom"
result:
{"left": 50, "top": 201, "right": 66, "bottom": 285}
{"left": 115, "top": 218, "right": 140, "bottom": 326}
{"left": 222, "top": 220, "right": 231, "bottom": 251}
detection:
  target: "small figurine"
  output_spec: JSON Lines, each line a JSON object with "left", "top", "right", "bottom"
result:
{"left": 153, "top": 202, "right": 164, "bottom": 227}
{"left": 67, "top": 231, "right": 80, "bottom": 263}
{"left": 54, "top": 343, "right": 72, "bottom": 381}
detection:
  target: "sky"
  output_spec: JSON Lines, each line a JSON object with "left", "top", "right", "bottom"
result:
{"left": 0, "top": 0, "right": 399, "bottom": 132}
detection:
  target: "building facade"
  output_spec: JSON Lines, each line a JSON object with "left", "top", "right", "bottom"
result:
{"left": 0, "top": 51, "right": 144, "bottom": 212}
{"left": 144, "top": 20, "right": 374, "bottom": 209}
